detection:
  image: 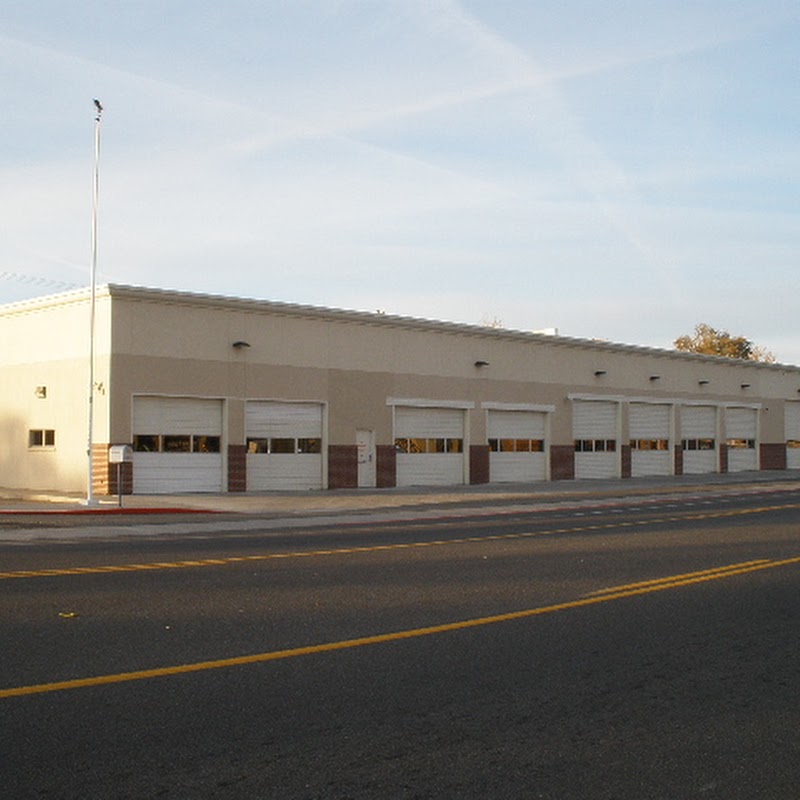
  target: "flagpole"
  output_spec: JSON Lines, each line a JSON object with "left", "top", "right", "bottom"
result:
{"left": 85, "top": 99, "right": 103, "bottom": 506}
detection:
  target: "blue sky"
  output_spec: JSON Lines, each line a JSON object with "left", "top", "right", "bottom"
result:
{"left": 2, "top": 1, "right": 799, "bottom": 362}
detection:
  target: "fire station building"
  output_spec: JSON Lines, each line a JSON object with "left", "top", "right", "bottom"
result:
{"left": 2, "top": 284, "right": 799, "bottom": 496}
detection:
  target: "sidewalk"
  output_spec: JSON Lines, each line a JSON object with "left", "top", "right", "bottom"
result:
{"left": 3, "top": 471, "right": 799, "bottom": 518}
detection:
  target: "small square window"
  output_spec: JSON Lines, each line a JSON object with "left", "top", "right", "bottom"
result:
{"left": 134, "top": 434, "right": 160, "bottom": 452}
{"left": 28, "top": 429, "right": 55, "bottom": 448}
{"left": 163, "top": 435, "right": 191, "bottom": 453}
{"left": 247, "top": 438, "right": 268, "bottom": 454}
{"left": 193, "top": 435, "right": 220, "bottom": 453}
{"left": 270, "top": 438, "right": 296, "bottom": 454}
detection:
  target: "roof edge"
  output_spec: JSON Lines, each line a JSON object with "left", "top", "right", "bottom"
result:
{"left": 3, "top": 283, "right": 798, "bottom": 372}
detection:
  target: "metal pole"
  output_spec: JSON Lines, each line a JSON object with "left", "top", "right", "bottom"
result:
{"left": 85, "top": 99, "right": 102, "bottom": 506}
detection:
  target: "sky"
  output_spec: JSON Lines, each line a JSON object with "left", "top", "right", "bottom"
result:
{"left": 2, "top": 1, "right": 799, "bottom": 363}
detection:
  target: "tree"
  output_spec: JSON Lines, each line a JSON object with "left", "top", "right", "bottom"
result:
{"left": 673, "top": 323, "right": 775, "bottom": 362}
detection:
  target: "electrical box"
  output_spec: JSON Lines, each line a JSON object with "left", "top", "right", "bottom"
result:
{"left": 109, "top": 444, "right": 133, "bottom": 464}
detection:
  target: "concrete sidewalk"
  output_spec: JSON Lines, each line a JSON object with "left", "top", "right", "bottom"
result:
{"left": 3, "top": 471, "right": 800, "bottom": 518}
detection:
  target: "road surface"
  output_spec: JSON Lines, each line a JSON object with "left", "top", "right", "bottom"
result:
{"left": 2, "top": 483, "right": 799, "bottom": 798}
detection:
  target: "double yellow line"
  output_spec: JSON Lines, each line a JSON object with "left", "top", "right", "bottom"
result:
{"left": 2, "top": 554, "right": 798, "bottom": 700}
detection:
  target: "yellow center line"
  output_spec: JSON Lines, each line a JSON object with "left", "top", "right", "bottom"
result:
{"left": 1, "top": 554, "right": 798, "bottom": 700}
{"left": 587, "top": 558, "right": 772, "bottom": 596}
{"left": 2, "top": 502, "right": 799, "bottom": 581}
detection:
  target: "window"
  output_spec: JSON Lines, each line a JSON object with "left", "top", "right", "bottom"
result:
{"left": 726, "top": 438, "right": 755, "bottom": 449}
{"left": 135, "top": 434, "right": 221, "bottom": 453}
{"left": 395, "top": 437, "right": 463, "bottom": 454}
{"left": 630, "top": 439, "right": 669, "bottom": 451}
{"left": 489, "top": 438, "right": 544, "bottom": 453}
{"left": 163, "top": 435, "right": 191, "bottom": 452}
{"left": 134, "top": 434, "right": 159, "bottom": 452}
{"left": 193, "top": 435, "right": 220, "bottom": 453}
{"left": 29, "top": 429, "right": 55, "bottom": 448}
{"left": 788, "top": 440, "right": 800, "bottom": 449}
{"left": 247, "top": 438, "right": 268, "bottom": 454}
{"left": 246, "top": 437, "right": 322, "bottom": 454}
{"left": 574, "top": 439, "right": 616, "bottom": 453}
{"left": 298, "top": 438, "right": 321, "bottom": 454}
{"left": 682, "top": 438, "right": 715, "bottom": 451}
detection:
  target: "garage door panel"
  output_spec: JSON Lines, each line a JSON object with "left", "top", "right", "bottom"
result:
{"left": 490, "top": 453, "right": 546, "bottom": 483}
{"left": 573, "top": 401, "right": 619, "bottom": 479}
{"left": 132, "top": 397, "right": 224, "bottom": 493}
{"left": 629, "top": 404, "right": 670, "bottom": 439}
{"left": 725, "top": 407, "right": 758, "bottom": 472}
{"left": 683, "top": 450, "right": 717, "bottom": 474}
{"left": 395, "top": 406, "right": 465, "bottom": 486}
{"left": 396, "top": 407, "right": 463, "bottom": 439}
{"left": 132, "top": 453, "right": 223, "bottom": 494}
{"left": 246, "top": 401, "right": 322, "bottom": 438}
{"left": 488, "top": 410, "right": 546, "bottom": 439}
{"left": 396, "top": 454, "right": 463, "bottom": 487}
{"left": 575, "top": 452, "right": 617, "bottom": 480}
{"left": 681, "top": 405, "right": 718, "bottom": 475}
{"left": 488, "top": 410, "right": 547, "bottom": 483}
{"left": 726, "top": 407, "right": 757, "bottom": 439}
{"left": 245, "top": 401, "right": 324, "bottom": 490}
{"left": 573, "top": 401, "right": 617, "bottom": 439}
{"left": 631, "top": 450, "right": 671, "bottom": 477}
{"left": 134, "top": 396, "right": 223, "bottom": 436}
{"left": 246, "top": 455, "right": 322, "bottom": 491}
{"left": 630, "top": 403, "right": 671, "bottom": 477}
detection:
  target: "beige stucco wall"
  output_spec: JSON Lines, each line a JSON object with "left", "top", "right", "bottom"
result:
{"left": 3, "top": 283, "right": 800, "bottom": 493}
{"left": 104, "top": 287, "right": 800, "bottom": 449}
{"left": 0, "top": 291, "right": 111, "bottom": 492}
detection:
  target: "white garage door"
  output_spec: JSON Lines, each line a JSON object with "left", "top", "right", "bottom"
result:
{"left": 787, "top": 402, "right": 800, "bottom": 469}
{"left": 573, "top": 400, "right": 619, "bottom": 480}
{"left": 725, "top": 407, "right": 758, "bottom": 472}
{"left": 629, "top": 403, "right": 672, "bottom": 477}
{"left": 487, "top": 409, "right": 547, "bottom": 483}
{"left": 395, "top": 406, "right": 465, "bottom": 487}
{"left": 246, "top": 401, "right": 324, "bottom": 491}
{"left": 132, "top": 396, "right": 224, "bottom": 494}
{"left": 681, "top": 405, "right": 718, "bottom": 474}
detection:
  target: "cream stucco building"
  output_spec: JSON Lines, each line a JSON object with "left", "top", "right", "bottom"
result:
{"left": 2, "top": 284, "right": 800, "bottom": 496}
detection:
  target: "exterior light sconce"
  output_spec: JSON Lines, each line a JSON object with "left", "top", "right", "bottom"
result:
{"left": 741, "top": 383, "right": 751, "bottom": 389}
{"left": 649, "top": 375, "right": 661, "bottom": 382}
{"left": 232, "top": 340, "right": 251, "bottom": 349}
{"left": 698, "top": 380, "right": 709, "bottom": 386}
{"left": 474, "top": 360, "right": 490, "bottom": 368}
{"left": 594, "top": 370, "right": 606, "bottom": 377}
{"left": 34, "top": 386, "right": 47, "bottom": 399}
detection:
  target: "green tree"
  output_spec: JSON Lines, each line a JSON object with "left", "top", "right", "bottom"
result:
{"left": 674, "top": 323, "right": 775, "bottom": 362}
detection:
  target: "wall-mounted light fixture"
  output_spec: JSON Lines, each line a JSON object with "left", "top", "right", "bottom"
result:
{"left": 34, "top": 386, "right": 47, "bottom": 399}
{"left": 474, "top": 360, "right": 490, "bottom": 368}
{"left": 698, "top": 380, "right": 709, "bottom": 386}
{"left": 741, "top": 383, "right": 751, "bottom": 389}
{"left": 649, "top": 375, "right": 661, "bottom": 382}
{"left": 232, "top": 340, "right": 251, "bottom": 349}
{"left": 594, "top": 370, "right": 606, "bottom": 377}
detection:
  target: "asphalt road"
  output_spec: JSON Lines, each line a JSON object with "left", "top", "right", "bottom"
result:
{"left": 2, "top": 485, "right": 799, "bottom": 799}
